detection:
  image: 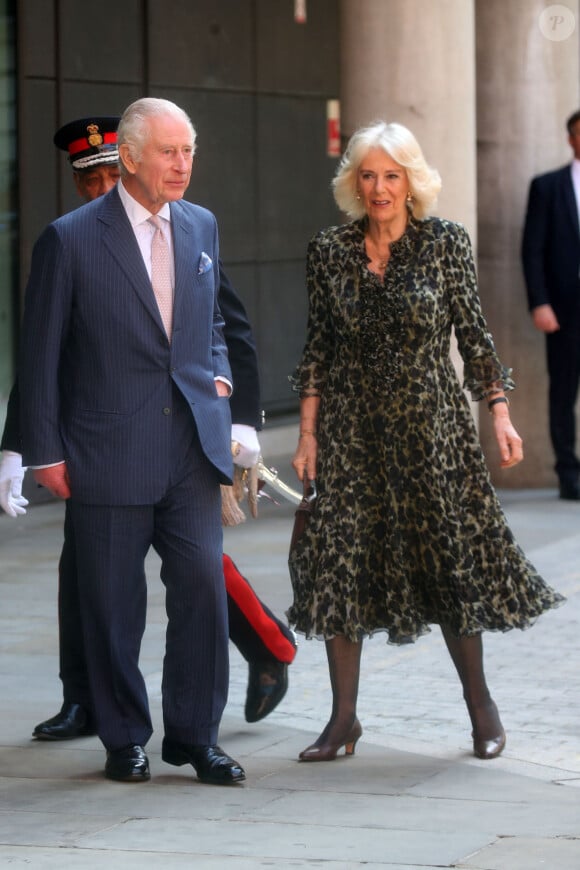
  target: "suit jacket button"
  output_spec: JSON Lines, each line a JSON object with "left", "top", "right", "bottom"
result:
{"left": 162, "top": 407, "right": 171, "bottom": 415}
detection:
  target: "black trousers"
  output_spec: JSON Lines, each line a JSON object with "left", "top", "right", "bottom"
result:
{"left": 546, "top": 322, "right": 580, "bottom": 485}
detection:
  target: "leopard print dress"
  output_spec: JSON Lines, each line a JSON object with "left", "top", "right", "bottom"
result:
{"left": 287, "top": 216, "right": 564, "bottom": 644}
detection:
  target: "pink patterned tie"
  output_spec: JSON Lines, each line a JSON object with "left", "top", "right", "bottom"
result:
{"left": 148, "top": 215, "right": 173, "bottom": 339}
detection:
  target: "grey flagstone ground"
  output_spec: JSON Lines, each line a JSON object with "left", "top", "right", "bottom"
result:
{"left": 0, "top": 457, "right": 578, "bottom": 869}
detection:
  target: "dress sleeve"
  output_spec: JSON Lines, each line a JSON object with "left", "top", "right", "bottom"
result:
{"left": 290, "top": 232, "right": 335, "bottom": 398}
{"left": 446, "top": 223, "right": 515, "bottom": 401}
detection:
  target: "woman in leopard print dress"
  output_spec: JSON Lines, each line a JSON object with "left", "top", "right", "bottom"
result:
{"left": 288, "top": 121, "right": 564, "bottom": 764}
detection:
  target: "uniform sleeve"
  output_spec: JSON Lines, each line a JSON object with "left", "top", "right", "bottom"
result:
{"left": 19, "top": 224, "right": 72, "bottom": 466}
{"left": 218, "top": 263, "right": 262, "bottom": 429}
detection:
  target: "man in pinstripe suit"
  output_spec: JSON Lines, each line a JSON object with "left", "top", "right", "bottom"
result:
{"left": 0, "top": 115, "right": 296, "bottom": 743}
{"left": 18, "top": 98, "right": 246, "bottom": 785}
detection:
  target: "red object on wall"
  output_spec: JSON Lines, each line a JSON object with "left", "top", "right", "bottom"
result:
{"left": 327, "top": 100, "right": 341, "bottom": 157}
{"left": 294, "top": 0, "right": 307, "bottom": 24}
{"left": 294, "top": 0, "right": 306, "bottom": 24}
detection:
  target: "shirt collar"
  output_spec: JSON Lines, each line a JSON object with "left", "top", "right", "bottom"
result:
{"left": 118, "top": 178, "right": 171, "bottom": 227}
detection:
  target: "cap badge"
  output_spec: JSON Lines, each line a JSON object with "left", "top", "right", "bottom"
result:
{"left": 86, "top": 124, "right": 103, "bottom": 147}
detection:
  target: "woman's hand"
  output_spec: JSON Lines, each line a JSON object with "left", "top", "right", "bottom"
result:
{"left": 493, "top": 415, "right": 523, "bottom": 468}
{"left": 292, "top": 432, "right": 317, "bottom": 481}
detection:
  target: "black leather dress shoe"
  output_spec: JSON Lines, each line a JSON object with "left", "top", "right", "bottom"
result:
{"left": 33, "top": 702, "right": 97, "bottom": 741}
{"left": 161, "top": 738, "right": 245, "bottom": 784}
{"left": 245, "top": 660, "right": 289, "bottom": 723}
{"left": 105, "top": 745, "right": 150, "bottom": 782}
{"left": 559, "top": 481, "right": 580, "bottom": 501}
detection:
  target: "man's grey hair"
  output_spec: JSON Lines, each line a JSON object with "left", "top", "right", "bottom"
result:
{"left": 117, "top": 98, "right": 196, "bottom": 173}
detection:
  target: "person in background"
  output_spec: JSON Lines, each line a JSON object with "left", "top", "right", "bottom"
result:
{"left": 0, "top": 115, "right": 296, "bottom": 745}
{"left": 521, "top": 109, "right": 580, "bottom": 501}
{"left": 289, "top": 120, "right": 564, "bottom": 764}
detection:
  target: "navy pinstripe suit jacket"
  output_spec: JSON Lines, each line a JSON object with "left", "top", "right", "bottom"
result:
{"left": 19, "top": 185, "right": 233, "bottom": 504}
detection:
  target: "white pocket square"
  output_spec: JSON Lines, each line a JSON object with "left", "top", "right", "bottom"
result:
{"left": 198, "top": 252, "right": 213, "bottom": 274}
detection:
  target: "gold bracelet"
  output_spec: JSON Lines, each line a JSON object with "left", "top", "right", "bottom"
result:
{"left": 299, "top": 430, "right": 316, "bottom": 438}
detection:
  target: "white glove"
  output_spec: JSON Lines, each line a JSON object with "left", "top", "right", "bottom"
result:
{"left": 0, "top": 451, "right": 29, "bottom": 518}
{"left": 231, "top": 424, "right": 261, "bottom": 468}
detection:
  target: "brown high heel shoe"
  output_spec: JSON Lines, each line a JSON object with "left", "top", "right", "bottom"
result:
{"left": 473, "top": 729, "right": 506, "bottom": 760}
{"left": 469, "top": 698, "right": 506, "bottom": 760}
{"left": 298, "top": 719, "right": 363, "bottom": 762}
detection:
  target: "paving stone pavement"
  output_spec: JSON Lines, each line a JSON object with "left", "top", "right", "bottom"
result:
{"left": 0, "top": 469, "right": 578, "bottom": 869}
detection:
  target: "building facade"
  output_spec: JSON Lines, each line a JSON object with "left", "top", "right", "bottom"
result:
{"left": 1, "top": 0, "right": 579, "bottom": 487}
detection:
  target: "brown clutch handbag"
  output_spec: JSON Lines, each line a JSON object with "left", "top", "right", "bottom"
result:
{"left": 289, "top": 477, "right": 317, "bottom": 555}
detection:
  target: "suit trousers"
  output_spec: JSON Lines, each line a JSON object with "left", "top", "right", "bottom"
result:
{"left": 69, "top": 413, "right": 229, "bottom": 751}
{"left": 56, "top": 515, "right": 296, "bottom": 717}
{"left": 546, "top": 320, "right": 580, "bottom": 484}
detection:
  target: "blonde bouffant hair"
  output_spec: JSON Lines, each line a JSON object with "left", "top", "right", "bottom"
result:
{"left": 332, "top": 121, "right": 442, "bottom": 220}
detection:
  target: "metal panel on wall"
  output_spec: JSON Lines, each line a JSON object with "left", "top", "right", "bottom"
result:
{"left": 18, "top": 0, "right": 55, "bottom": 78}
{"left": 257, "top": 260, "right": 310, "bottom": 413}
{"left": 15, "top": 0, "right": 340, "bottom": 418}
{"left": 256, "top": 0, "right": 339, "bottom": 94}
{"left": 152, "top": 87, "right": 257, "bottom": 262}
{"left": 59, "top": 0, "right": 143, "bottom": 83}
{"left": 18, "top": 79, "right": 58, "bottom": 270}
{"left": 257, "top": 93, "right": 340, "bottom": 260}
{"left": 148, "top": 0, "right": 254, "bottom": 90}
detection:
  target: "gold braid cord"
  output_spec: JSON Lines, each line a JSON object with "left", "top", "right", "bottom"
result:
{"left": 222, "top": 442, "right": 302, "bottom": 526}
{"left": 233, "top": 465, "right": 259, "bottom": 519}
{"left": 221, "top": 440, "right": 258, "bottom": 526}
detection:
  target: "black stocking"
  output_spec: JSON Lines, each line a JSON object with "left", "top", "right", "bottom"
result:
{"left": 440, "top": 626, "right": 503, "bottom": 740}
{"left": 314, "top": 635, "right": 362, "bottom": 747}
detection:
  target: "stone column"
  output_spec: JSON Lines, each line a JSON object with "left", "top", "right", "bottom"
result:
{"left": 339, "top": 0, "right": 477, "bottom": 415}
{"left": 476, "top": 0, "right": 579, "bottom": 487}
{"left": 339, "top": 0, "right": 477, "bottom": 234}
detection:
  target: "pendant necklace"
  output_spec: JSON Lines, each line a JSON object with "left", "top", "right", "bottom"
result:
{"left": 368, "top": 240, "right": 389, "bottom": 270}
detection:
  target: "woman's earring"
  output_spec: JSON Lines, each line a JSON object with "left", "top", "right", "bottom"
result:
{"left": 406, "top": 191, "right": 413, "bottom": 203}
{"left": 356, "top": 190, "right": 361, "bottom": 201}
